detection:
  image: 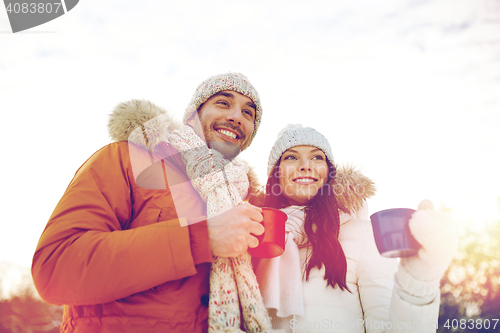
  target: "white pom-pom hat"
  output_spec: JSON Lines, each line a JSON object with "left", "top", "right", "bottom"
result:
{"left": 267, "top": 124, "right": 334, "bottom": 176}
{"left": 183, "top": 72, "right": 262, "bottom": 150}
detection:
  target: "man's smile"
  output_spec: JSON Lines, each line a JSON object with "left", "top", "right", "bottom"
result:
{"left": 213, "top": 123, "right": 244, "bottom": 143}
{"left": 216, "top": 128, "right": 239, "bottom": 140}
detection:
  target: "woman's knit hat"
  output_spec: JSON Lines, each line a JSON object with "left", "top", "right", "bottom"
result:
{"left": 267, "top": 124, "right": 334, "bottom": 176}
{"left": 183, "top": 72, "right": 262, "bottom": 150}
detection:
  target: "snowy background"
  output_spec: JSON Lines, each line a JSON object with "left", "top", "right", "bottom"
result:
{"left": 1, "top": 0, "right": 500, "bottom": 297}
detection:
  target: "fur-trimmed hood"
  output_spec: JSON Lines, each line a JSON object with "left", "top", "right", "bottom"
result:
{"left": 108, "top": 99, "right": 181, "bottom": 152}
{"left": 107, "top": 100, "right": 375, "bottom": 212}
{"left": 333, "top": 165, "right": 376, "bottom": 214}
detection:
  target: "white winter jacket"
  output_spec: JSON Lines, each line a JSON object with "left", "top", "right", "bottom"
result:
{"left": 257, "top": 206, "right": 440, "bottom": 333}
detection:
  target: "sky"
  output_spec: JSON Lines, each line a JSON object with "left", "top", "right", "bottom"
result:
{"left": 1, "top": 0, "right": 500, "bottom": 283}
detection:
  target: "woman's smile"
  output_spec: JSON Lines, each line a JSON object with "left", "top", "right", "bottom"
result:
{"left": 293, "top": 176, "right": 318, "bottom": 185}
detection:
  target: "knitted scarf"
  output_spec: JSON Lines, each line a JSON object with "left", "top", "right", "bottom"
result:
{"left": 168, "top": 125, "right": 275, "bottom": 333}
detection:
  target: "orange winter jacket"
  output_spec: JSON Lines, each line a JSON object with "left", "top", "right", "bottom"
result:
{"left": 32, "top": 101, "right": 219, "bottom": 332}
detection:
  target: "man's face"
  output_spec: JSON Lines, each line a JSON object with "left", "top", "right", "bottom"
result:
{"left": 188, "top": 90, "right": 256, "bottom": 159}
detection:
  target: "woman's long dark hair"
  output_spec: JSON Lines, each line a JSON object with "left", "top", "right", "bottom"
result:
{"left": 254, "top": 159, "right": 349, "bottom": 291}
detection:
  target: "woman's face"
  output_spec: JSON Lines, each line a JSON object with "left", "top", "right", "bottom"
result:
{"left": 278, "top": 145, "right": 329, "bottom": 205}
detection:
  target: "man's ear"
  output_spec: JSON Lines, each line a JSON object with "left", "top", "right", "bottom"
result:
{"left": 186, "top": 112, "right": 196, "bottom": 127}
{"left": 187, "top": 111, "right": 207, "bottom": 142}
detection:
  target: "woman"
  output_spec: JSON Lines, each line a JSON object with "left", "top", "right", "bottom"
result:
{"left": 251, "top": 124, "right": 457, "bottom": 333}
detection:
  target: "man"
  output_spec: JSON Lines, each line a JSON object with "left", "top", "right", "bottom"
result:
{"left": 32, "top": 73, "right": 265, "bottom": 332}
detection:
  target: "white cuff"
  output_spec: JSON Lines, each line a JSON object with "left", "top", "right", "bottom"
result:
{"left": 396, "top": 263, "right": 440, "bottom": 301}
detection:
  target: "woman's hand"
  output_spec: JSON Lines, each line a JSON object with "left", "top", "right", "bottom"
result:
{"left": 400, "top": 200, "right": 458, "bottom": 283}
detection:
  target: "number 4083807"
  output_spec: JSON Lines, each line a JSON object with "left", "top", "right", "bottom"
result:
{"left": 6, "top": 3, "right": 63, "bottom": 14}
{"left": 444, "top": 318, "right": 498, "bottom": 330}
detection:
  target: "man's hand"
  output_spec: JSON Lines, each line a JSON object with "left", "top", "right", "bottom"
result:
{"left": 207, "top": 203, "right": 265, "bottom": 257}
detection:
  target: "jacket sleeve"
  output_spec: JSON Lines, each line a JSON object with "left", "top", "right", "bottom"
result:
{"left": 356, "top": 220, "right": 398, "bottom": 332}
{"left": 387, "top": 266, "right": 440, "bottom": 333}
{"left": 357, "top": 219, "right": 439, "bottom": 333}
{"left": 31, "top": 142, "right": 211, "bottom": 306}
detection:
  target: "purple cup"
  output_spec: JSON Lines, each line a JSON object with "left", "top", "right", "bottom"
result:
{"left": 370, "top": 208, "right": 421, "bottom": 258}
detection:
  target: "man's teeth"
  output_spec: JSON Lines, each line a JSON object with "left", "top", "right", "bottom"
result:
{"left": 217, "top": 129, "right": 237, "bottom": 139}
{"left": 294, "top": 178, "right": 315, "bottom": 183}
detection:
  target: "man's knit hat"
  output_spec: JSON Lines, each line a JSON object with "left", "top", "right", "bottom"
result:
{"left": 267, "top": 124, "right": 334, "bottom": 176}
{"left": 183, "top": 72, "right": 262, "bottom": 150}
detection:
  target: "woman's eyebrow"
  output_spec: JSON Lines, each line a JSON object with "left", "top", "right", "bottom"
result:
{"left": 287, "top": 148, "right": 322, "bottom": 153}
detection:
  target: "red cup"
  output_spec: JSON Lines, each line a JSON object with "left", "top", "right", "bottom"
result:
{"left": 248, "top": 207, "right": 287, "bottom": 258}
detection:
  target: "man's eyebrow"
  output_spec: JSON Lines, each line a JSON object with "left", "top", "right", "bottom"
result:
{"left": 246, "top": 101, "right": 256, "bottom": 111}
{"left": 212, "top": 91, "right": 256, "bottom": 111}
{"left": 212, "top": 91, "right": 234, "bottom": 99}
